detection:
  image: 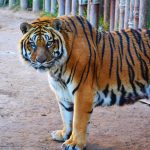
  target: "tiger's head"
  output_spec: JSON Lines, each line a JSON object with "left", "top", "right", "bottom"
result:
{"left": 19, "top": 18, "right": 67, "bottom": 70}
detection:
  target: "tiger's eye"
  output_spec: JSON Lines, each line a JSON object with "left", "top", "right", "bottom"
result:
{"left": 47, "top": 41, "right": 53, "bottom": 48}
{"left": 30, "top": 42, "right": 36, "bottom": 50}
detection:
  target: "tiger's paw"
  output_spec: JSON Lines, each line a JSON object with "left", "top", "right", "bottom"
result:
{"left": 51, "top": 130, "right": 71, "bottom": 142}
{"left": 62, "top": 139, "right": 86, "bottom": 150}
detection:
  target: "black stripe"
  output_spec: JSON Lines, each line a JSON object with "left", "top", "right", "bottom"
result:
{"left": 101, "top": 35, "right": 105, "bottom": 65}
{"left": 118, "top": 45, "right": 123, "bottom": 72}
{"left": 109, "top": 35, "right": 114, "bottom": 77}
{"left": 122, "top": 30, "right": 135, "bottom": 65}
{"left": 119, "top": 85, "right": 126, "bottom": 106}
{"left": 132, "top": 42, "right": 149, "bottom": 82}
{"left": 86, "top": 19, "right": 94, "bottom": 42}
{"left": 68, "top": 17, "right": 78, "bottom": 35}
{"left": 116, "top": 57, "right": 121, "bottom": 90}
{"left": 72, "top": 66, "right": 86, "bottom": 95}
{"left": 125, "top": 56, "right": 137, "bottom": 95}
{"left": 71, "top": 60, "right": 79, "bottom": 82}
{"left": 109, "top": 33, "right": 115, "bottom": 49}
{"left": 116, "top": 31, "right": 124, "bottom": 56}
{"left": 103, "top": 84, "right": 109, "bottom": 97}
{"left": 110, "top": 90, "right": 116, "bottom": 105}
{"left": 59, "top": 102, "right": 73, "bottom": 112}
{"left": 76, "top": 16, "right": 92, "bottom": 82}
{"left": 66, "top": 64, "right": 75, "bottom": 84}
{"left": 87, "top": 109, "right": 93, "bottom": 114}
{"left": 135, "top": 80, "right": 145, "bottom": 93}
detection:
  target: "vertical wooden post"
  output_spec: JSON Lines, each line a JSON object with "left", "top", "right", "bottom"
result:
{"left": 90, "top": 0, "right": 100, "bottom": 29}
{"left": 65, "top": 0, "right": 71, "bottom": 15}
{"left": 104, "top": 0, "right": 110, "bottom": 25}
{"left": 79, "top": 0, "right": 87, "bottom": 16}
{"left": 139, "top": 0, "right": 148, "bottom": 28}
{"left": 124, "top": 0, "right": 130, "bottom": 29}
{"left": 58, "top": 0, "right": 65, "bottom": 16}
{"left": 45, "top": 0, "right": 51, "bottom": 13}
{"left": 129, "top": 0, "right": 134, "bottom": 28}
{"left": 114, "top": 0, "right": 120, "bottom": 30}
{"left": 134, "top": 0, "right": 140, "bottom": 29}
{"left": 87, "top": 0, "right": 91, "bottom": 20}
{"left": 9, "top": 0, "right": 16, "bottom": 8}
{"left": 119, "top": 0, "right": 125, "bottom": 30}
{"left": 51, "top": 0, "right": 57, "bottom": 14}
{"left": 72, "top": 0, "right": 78, "bottom": 15}
{"left": 20, "top": 0, "right": 28, "bottom": 10}
{"left": 33, "top": 0, "right": 40, "bottom": 12}
{"left": 110, "top": 0, "right": 115, "bottom": 31}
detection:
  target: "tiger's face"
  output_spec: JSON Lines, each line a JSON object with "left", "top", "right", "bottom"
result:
{"left": 19, "top": 19, "right": 67, "bottom": 70}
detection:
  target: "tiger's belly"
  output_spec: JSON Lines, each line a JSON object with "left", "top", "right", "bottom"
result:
{"left": 94, "top": 84, "right": 150, "bottom": 106}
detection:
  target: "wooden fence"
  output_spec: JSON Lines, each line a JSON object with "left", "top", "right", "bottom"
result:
{"left": 1, "top": 0, "right": 149, "bottom": 31}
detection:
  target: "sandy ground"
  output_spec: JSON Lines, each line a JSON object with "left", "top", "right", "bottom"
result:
{"left": 0, "top": 8, "right": 150, "bottom": 150}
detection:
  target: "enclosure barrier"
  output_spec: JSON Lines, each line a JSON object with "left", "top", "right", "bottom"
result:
{"left": 0, "top": 0, "right": 149, "bottom": 30}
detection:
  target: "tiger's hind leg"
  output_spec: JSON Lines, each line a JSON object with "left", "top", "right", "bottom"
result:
{"left": 62, "top": 87, "right": 93, "bottom": 150}
{"left": 51, "top": 100, "right": 73, "bottom": 142}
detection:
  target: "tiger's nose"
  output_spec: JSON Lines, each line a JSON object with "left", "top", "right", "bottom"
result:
{"left": 36, "top": 55, "right": 47, "bottom": 63}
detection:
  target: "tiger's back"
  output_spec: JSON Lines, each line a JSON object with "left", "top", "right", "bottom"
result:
{"left": 57, "top": 16, "right": 150, "bottom": 106}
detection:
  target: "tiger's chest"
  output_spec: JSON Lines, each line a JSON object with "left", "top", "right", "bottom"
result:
{"left": 48, "top": 69, "right": 74, "bottom": 103}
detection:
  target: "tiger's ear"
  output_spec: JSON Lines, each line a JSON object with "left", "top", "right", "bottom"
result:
{"left": 20, "top": 22, "right": 32, "bottom": 34}
{"left": 53, "top": 19, "right": 62, "bottom": 31}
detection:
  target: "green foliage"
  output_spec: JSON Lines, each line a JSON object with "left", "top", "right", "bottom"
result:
{"left": 99, "top": 16, "right": 109, "bottom": 31}
{"left": 40, "top": 11, "right": 58, "bottom": 18}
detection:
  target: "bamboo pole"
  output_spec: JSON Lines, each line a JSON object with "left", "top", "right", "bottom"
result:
{"left": 89, "top": 0, "right": 100, "bottom": 29}
{"left": 119, "top": 0, "right": 125, "bottom": 30}
{"left": 79, "top": 0, "right": 87, "bottom": 16}
{"left": 45, "top": 0, "right": 51, "bottom": 13}
{"left": 20, "top": 0, "right": 28, "bottom": 10}
{"left": 128, "top": 0, "right": 134, "bottom": 28}
{"left": 9, "top": 0, "right": 16, "bottom": 8}
{"left": 134, "top": 0, "right": 140, "bottom": 29}
{"left": 65, "top": 0, "right": 71, "bottom": 15}
{"left": 51, "top": 0, "right": 57, "bottom": 14}
{"left": 58, "top": 0, "right": 65, "bottom": 16}
{"left": 139, "top": 0, "right": 149, "bottom": 28}
{"left": 114, "top": 0, "right": 120, "bottom": 30}
{"left": 33, "top": 0, "right": 40, "bottom": 12}
{"left": 110, "top": 0, "right": 115, "bottom": 31}
{"left": 124, "top": 0, "right": 130, "bottom": 29}
{"left": 72, "top": 0, "right": 78, "bottom": 15}
{"left": 104, "top": 0, "right": 110, "bottom": 25}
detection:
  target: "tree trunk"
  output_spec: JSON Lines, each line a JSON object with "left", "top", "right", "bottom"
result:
{"left": 65, "top": 0, "right": 71, "bottom": 15}
{"left": 20, "top": 0, "right": 28, "bottom": 10}
{"left": 58, "top": 0, "right": 65, "bottom": 16}
{"left": 110, "top": 0, "right": 115, "bottom": 31}
{"left": 134, "top": 0, "right": 140, "bottom": 29}
{"left": 33, "top": 0, "right": 40, "bottom": 12}
{"left": 104, "top": 0, "right": 110, "bottom": 25}
{"left": 139, "top": 0, "right": 148, "bottom": 28}
{"left": 119, "top": 0, "right": 125, "bottom": 30}
{"left": 124, "top": 0, "right": 130, "bottom": 29}
{"left": 72, "top": 0, "right": 78, "bottom": 15}
{"left": 9, "top": 0, "right": 16, "bottom": 8}
{"left": 51, "top": 0, "right": 57, "bottom": 14}
{"left": 45, "top": 0, "right": 51, "bottom": 12}
{"left": 129, "top": 0, "right": 134, "bottom": 28}
{"left": 114, "top": 0, "right": 120, "bottom": 30}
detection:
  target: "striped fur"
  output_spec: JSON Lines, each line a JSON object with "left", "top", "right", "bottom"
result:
{"left": 19, "top": 16, "right": 150, "bottom": 150}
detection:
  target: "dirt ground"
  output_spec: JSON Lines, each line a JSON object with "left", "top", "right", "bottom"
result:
{"left": 0, "top": 8, "right": 150, "bottom": 150}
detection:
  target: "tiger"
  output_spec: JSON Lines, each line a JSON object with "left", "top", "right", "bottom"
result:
{"left": 19, "top": 15, "right": 150, "bottom": 150}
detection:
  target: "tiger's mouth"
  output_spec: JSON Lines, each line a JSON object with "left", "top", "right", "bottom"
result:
{"left": 30, "top": 61, "right": 55, "bottom": 70}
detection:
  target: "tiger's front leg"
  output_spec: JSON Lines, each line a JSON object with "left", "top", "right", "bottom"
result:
{"left": 49, "top": 76, "right": 73, "bottom": 142}
{"left": 51, "top": 100, "right": 73, "bottom": 142}
{"left": 62, "top": 87, "right": 93, "bottom": 150}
